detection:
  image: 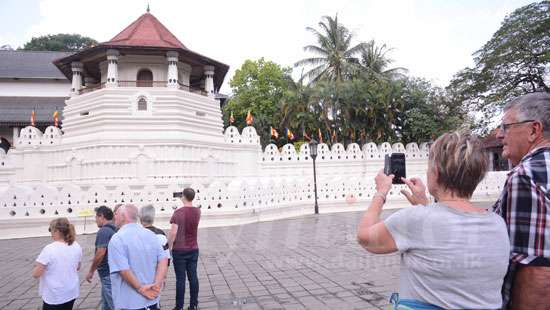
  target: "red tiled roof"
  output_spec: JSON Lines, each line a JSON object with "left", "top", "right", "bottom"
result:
{"left": 103, "top": 13, "right": 187, "bottom": 49}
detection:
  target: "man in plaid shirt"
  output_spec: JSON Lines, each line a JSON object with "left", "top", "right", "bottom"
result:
{"left": 493, "top": 92, "right": 550, "bottom": 309}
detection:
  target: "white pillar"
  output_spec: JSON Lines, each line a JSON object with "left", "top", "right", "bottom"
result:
{"left": 204, "top": 65, "right": 215, "bottom": 97}
{"left": 166, "top": 51, "right": 179, "bottom": 88}
{"left": 70, "top": 62, "right": 83, "bottom": 96}
{"left": 12, "top": 127, "right": 19, "bottom": 145}
{"left": 106, "top": 49, "right": 119, "bottom": 88}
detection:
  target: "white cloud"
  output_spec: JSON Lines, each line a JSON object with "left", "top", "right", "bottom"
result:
{"left": 7, "top": 0, "right": 533, "bottom": 92}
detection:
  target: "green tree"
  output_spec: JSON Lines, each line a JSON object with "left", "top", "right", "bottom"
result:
{"left": 22, "top": 34, "right": 98, "bottom": 52}
{"left": 448, "top": 1, "right": 549, "bottom": 117}
{"left": 359, "top": 40, "right": 407, "bottom": 81}
{"left": 294, "top": 15, "right": 365, "bottom": 84}
{"left": 279, "top": 79, "right": 318, "bottom": 137}
{"left": 399, "top": 78, "right": 467, "bottom": 143}
{"left": 223, "top": 58, "right": 293, "bottom": 146}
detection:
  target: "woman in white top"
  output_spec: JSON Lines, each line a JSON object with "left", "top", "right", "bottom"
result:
{"left": 357, "top": 132, "right": 510, "bottom": 309}
{"left": 32, "top": 218, "right": 82, "bottom": 310}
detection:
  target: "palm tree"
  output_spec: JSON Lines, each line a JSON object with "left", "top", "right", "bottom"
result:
{"left": 359, "top": 40, "right": 407, "bottom": 81}
{"left": 294, "top": 15, "right": 366, "bottom": 84}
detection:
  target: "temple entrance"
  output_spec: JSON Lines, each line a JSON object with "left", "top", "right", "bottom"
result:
{"left": 136, "top": 69, "right": 153, "bottom": 87}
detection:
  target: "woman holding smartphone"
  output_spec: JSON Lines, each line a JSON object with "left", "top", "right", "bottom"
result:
{"left": 357, "top": 132, "right": 510, "bottom": 309}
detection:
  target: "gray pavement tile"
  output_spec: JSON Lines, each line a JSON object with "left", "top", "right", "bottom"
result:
{"left": 0, "top": 211, "right": 400, "bottom": 310}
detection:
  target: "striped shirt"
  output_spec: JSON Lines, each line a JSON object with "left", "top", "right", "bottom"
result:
{"left": 492, "top": 146, "right": 550, "bottom": 307}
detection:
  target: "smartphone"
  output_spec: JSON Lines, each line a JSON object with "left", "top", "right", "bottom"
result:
{"left": 173, "top": 192, "right": 183, "bottom": 198}
{"left": 384, "top": 153, "right": 406, "bottom": 184}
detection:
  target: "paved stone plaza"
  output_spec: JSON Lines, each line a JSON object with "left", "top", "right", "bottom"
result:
{"left": 0, "top": 210, "right": 400, "bottom": 310}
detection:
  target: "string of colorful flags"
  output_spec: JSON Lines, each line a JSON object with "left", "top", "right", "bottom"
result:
{"left": 228, "top": 110, "right": 368, "bottom": 143}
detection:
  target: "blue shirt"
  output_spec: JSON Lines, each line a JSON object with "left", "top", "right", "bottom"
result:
{"left": 95, "top": 223, "right": 116, "bottom": 277}
{"left": 108, "top": 223, "right": 167, "bottom": 310}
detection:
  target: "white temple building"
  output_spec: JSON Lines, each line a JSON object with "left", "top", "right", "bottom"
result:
{"left": 0, "top": 11, "right": 508, "bottom": 239}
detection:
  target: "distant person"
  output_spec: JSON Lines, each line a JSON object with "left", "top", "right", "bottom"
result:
{"left": 357, "top": 132, "right": 510, "bottom": 309}
{"left": 492, "top": 92, "right": 550, "bottom": 309}
{"left": 112, "top": 204, "right": 123, "bottom": 228}
{"left": 85, "top": 206, "right": 116, "bottom": 310}
{"left": 108, "top": 204, "right": 169, "bottom": 310}
{"left": 168, "top": 188, "right": 201, "bottom": 310}
{"left": 32, "top": 218, "right": 82, "bottom": 310}
{"left": 139, "top": 204, "right": 170, "bottom": 260}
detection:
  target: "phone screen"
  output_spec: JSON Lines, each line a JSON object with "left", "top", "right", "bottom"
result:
{"left": 384, "top": 153, "right": 406, "bottom": 184}
{"left": 390, "top": 153, "right": 406, "bottom": 184}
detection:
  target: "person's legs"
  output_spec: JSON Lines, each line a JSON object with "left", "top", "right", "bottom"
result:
{"left": 511, "top": 265, "right": 550, "bottom": 310}
{"left": 186, "top": 250, "right": 200, "bottom": 309}
{"left": 100, "top": 274, "right": 114, "bottom": 310}
{"left": 172, "top": 250, "right": 188, "bottom": 310}
{"left": 42, "top": 301, "right": 53, "bottom": 310}
{"left": 42, "top": 299, "right": 75, "bottom": 310}
{"left": 61, "top": 299, "right": 75, "bottom": 310}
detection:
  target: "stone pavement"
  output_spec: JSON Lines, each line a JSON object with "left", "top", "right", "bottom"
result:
{"left": 0, "top": 210, "right": 400, "bottom": 310}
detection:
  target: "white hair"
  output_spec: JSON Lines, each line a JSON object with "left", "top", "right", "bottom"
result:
{"left": 120, "top": 204, "right": 139, "bottom": 223}
{"left": 139, "top": 204, "right": 156, "bottom": 225}
{"left": 504, "top": 92, "right": 550, "bottom": 137}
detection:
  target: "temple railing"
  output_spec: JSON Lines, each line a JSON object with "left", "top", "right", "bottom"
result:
{"left": 77, "top": 81, "right": 208, "bottom": 96}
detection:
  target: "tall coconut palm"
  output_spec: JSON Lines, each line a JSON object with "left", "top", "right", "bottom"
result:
{"left": 295, "top": 15, "right": 366, "bottom": 84}
{"left": 359, "top": 40, "right": 408, "bottom": 81}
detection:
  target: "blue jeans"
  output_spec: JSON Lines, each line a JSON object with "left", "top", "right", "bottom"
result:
{"left": 99, "top": 274, "right": 114, "bottom": 310}
{"left": 172, "top": 249, "right": 199, "bottom": 309}
{"left": 389, "top": 293, "right": 444, "bottom": 309}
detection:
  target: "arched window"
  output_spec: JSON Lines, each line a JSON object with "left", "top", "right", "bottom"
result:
{"left": 137, "top": 97, "right": 148, "bottom": 111}
{"left": 137, "top": 69, "right": 153, "bottom": 87}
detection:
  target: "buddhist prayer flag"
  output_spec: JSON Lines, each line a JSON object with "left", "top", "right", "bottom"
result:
{"left": 246, "top": 110, "right": 254, "bottom": 126}
{"left": 318, "top": 128, "right": 323, "bottom": 144}
{"left": 229, "top": 111, "right": 235, "bottom": 124}
{"left": 31, "top": 109, "right": 36, "bottom": 126}
{"left": 286, "top": 128, "right": 295, "bottom": 141}
{"left": 349, "top": 128, "right": 355, "bottom": 141}
{"left": 270, "top": 127, "right": 279, "bottom": 139}
{"left": 303, "top": 129, "right": 311, "bottom": 141}
{"left": 53, "top": 110, "right": 59, "bottom": 127}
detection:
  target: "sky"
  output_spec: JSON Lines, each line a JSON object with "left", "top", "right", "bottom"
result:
{"left": 0, "top": 0, "right": 535, "bottom": 93}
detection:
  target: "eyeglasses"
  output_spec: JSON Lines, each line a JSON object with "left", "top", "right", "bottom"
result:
{"left": 498, "top": 120, "right": 535, "bottom": 133}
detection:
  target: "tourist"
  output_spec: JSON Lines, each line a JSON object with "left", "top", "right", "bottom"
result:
{"left": 168, "top": 188, "right": 201, "bottom": 310}
{"left": 85, "top": 206, "right": 116, "bottom": 310}
{"left": 357, "top": 131, "right": 510, "bottom": 309}
{"left": 139, "top": 204, "right": 170, "bottom": 260}
{"left": 108, "top": 204, "right": 169, "bottom": 310}
{"left": 32, "top": 218, "right": 82, "bottom": 310}
{"left": 112, "top": 203, "right": 123, "bottom": 227}
{"left": 492, "top": 92, "right": 550, "bottom": 309}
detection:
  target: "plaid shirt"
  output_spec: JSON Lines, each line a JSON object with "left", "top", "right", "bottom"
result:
{"left": 493, "top": 146, "right": 550, "bottom": 308}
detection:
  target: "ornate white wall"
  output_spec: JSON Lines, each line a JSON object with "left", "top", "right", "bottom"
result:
{"left": 0, "top": 125, "right": 508, "bottom": 239}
